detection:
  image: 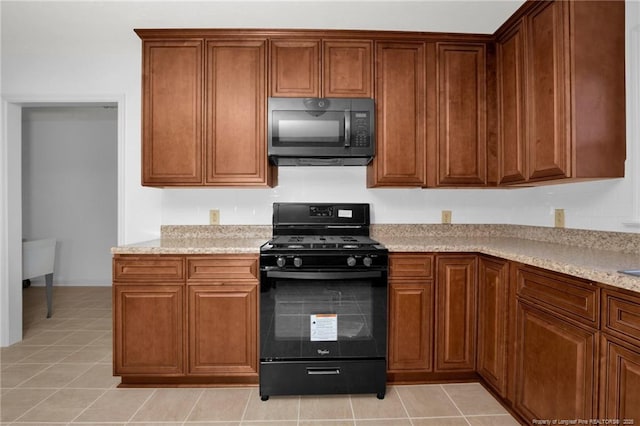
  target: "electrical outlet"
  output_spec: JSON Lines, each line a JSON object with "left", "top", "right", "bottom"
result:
{"left": 209, "top": 209, "right": 220, "bottom": 225}
{"left": 441, "top": 210, "right": 452, "bottom": 224}
{"left": 554, "top": 209, "right": 565, "bottom": 228}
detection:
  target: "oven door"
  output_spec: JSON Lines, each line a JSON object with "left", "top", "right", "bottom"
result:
{"left": 260, "top": 269, "right": 387, "bottom": 361}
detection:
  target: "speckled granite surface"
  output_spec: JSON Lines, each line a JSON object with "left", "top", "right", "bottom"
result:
{"left": 112, "top": 224, "right": 640, "bottom": 292}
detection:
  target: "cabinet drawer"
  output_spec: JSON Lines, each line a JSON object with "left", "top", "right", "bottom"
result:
{"left": 187, "top": 256, "right": 258, "bottom": 282}
{"left": 602, "top": 289, "right": 640, "bottom": 346}
{"left": 113, "top": 256, "right": 185, "bottom": 283}
{"left": 516, "top": 265, "right": 599, "bottom": 327}
{"left": 389, "top": 254, "right": 434, "bottom": 279}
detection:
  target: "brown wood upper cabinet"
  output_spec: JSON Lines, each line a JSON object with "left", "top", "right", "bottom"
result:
{"left": 205, "top": 40, "right": 272, "bottom": 186}
{"left": 137, "top": 32, "right": 275, "bottom": 187}
{"left": 495, "top": 0, "right": 626, "bottom": 185}
{"left": 367, "top": 41, "right": 426, "bottom": 187}
{"left": 141, "top": 40, "right": 203, "bottom": 186}
{"left": 270, "top": 39, "right": 372, "bottom": 98}
{"left": 431, "top": 42, "right": 487, "bottom": 187}
{"left": 369, "top": 39, "right": 489, "bottom": 188}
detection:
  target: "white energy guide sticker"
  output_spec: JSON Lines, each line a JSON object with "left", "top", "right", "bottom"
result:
{"left": 310, "top": 314, "right": 338, "bottom": 341}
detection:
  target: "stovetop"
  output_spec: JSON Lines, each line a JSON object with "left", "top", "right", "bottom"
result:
{"left": 260, "top": 203, "right": 387, "bottom": 269}
{"left": 265, "top": 235, "right": 382, "bottom": 250}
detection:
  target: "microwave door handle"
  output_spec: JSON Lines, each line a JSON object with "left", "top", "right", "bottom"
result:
{"left": 344, "top": 110, "right": 351, "bottom": 147}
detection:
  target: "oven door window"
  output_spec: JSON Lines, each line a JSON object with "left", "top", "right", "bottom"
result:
{"left": 271, "top": 110, "right": 346, "bottom": 146}
{"left": 260, "top": 274, "right": 387, "bottom": 360}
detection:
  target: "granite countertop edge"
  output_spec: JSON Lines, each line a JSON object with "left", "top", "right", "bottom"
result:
{"left": 112, "top": 234, "right": 640, "bottom": 293}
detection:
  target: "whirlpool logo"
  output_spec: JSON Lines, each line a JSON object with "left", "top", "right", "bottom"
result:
{"left": 317, "top": 349, "right": 330, "bottom": 355}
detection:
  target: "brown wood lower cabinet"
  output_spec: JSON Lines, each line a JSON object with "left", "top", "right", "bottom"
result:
{"left": 112, "top": 254, "right": 259, "bottom": 385}
{"left": 477, "top": 256, "right": 510, "bottom": 397}
{"left": 600, "top": 335, "right": 640, "bottom": 422}
{"left": 112, "top": 251, "right": 640, "bottom": 421}
{"left": 600, "top": 288, "right": 640, "bottom": 422}
{"left": 113, "top": 285, "right": 184, "bottom": 376}
{"left": 388, "top": 280, "right": 433, "bottom": 373}
{"left": 188, "top": 284, "right": 258, "bottom": 376}
{"left": 387, "top": 253, "right": 434, "bottom": 381}
{"left": 514, "top": 300, "right": 598, "bottom": 422}
{"left": 435, "top": 255, "right": 477, "bottom": 372}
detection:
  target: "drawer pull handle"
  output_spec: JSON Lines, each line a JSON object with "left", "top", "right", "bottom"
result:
{"left": 306, "top": 368, "right": 341, "bottom": 375}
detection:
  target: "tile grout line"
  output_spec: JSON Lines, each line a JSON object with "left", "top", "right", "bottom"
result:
{"left": 239, "top": 387, "right": 254, "bottom": 423}
{"left": 126, "top": 387, "right": 158, "bottom": 423}
{"left": 180, "top": 387, "right": 205, "bottom": 425}
{"left": 347, "top": 393, "right": 356, "bottom": 426}
{"left": 393, "top": 386, "right": 416, "bottom": 426}
{"left": 439, "top": 384, "right": 473, "bottom": 426}
{"left": 67, "top": 387, "right": 111, "bottom": 424}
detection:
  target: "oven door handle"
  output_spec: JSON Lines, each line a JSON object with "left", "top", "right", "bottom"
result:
{"left": 265, "top": 270, "right": 383, "bottom": 280}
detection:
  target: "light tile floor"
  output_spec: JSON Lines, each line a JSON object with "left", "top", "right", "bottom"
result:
{"left": 1, "top": 286, "right": 521, "bottom": 425}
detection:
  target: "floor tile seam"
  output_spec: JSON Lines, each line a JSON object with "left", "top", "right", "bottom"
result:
{"left": 180, "top": 388, "right": 206, "bottom": 424}
{"left": 67, "top": 388, "right": 110, "bottom": 424}
{"left": 18, "top": 338, "right": 80, "bottom": 358}
{"left": 392, "top": 386, "right": 415, "bottom": 426}
{"left": 10, "top": 386, "right": 69, "bottom": 423}
{"left": 439, "top": 384, "right": 472, "bottom": 425}
{"left": 54, "top": 330, "right": 112, "bottom": 348}
{"left": 9, "top": 361, "right": 61, "bottom": 389}
{"left": 238, "top": 387, "right": 254, "bottom": 422}
{"left": 53, "top": 360, "right": 101, "bottom": 388}
{"left": 126, "top": 387, "right": 158, "bottom": 423}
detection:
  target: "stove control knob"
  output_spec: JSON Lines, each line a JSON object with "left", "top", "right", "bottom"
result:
{"left": 363, "top": 256, "right": 373, "bottom": 267}
{"left": 293, "top": 257, "right": 303, "bottom": 268}
{"left": 276, "top": 257, "right": 286, "bottom": 268}
{"left": 347, "top": 256, "right": 357, "bottom": 267}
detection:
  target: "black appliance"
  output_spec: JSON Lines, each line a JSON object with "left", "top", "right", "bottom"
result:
{"left": 267, "top": 97, "right": 375, "bottom": 166}
{"left": 259, "top": 202, "right": 388, "bottom": 401}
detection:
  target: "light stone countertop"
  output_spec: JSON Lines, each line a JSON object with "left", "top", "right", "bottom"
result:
{"left": 111, "top": 237, "right": 266, "bottom": 254}
{"left": 377, "top": 235, "right": 640, "bottom": 293}
{"left": 112, "top": 225, "right": 640, "bottom": 293}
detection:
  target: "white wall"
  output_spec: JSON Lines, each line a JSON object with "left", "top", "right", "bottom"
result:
{"left": 22, "top": 106, "right": 117, "bottom": 285}
{"left": 1, "top": 0, "right": 638, "bottom": 346}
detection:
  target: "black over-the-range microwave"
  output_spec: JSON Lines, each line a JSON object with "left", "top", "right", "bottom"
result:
{"left": 267, "top": 97, "right": 375, "bottom": 166}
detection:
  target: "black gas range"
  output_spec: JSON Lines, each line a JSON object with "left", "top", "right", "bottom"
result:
{"left": 259, "top": 203, "right": 388, "bottom": 401}
{"left": 260, "top": 203, "right": 387, "bottom": 268}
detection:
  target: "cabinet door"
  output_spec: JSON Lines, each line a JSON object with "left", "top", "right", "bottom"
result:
{"left": 188, "top": 283, "right": 258, "bottom": 375}
{"left": 477, "top": 257, "right": 510, "bottom": 397}
{"left": 600, "top": 335, "right": 640, "bottom": 423}
{"left": 435, "top": 255, "right": 477, "bottom": 371}
{"left": 497, "top": 21, "right": 527, "bottom": 185}
{"left": 514, "top": 300, "right": 597, "bottom": 422}
{"left": 205, "top": 40, "right": 272, "bottom": 186}
{"left": 142, "top": 40, "right": 203, "bottom": 185}
{"left": 435, "top": 43, "right": 487, "bottom": 186}
{"left": 526, "top": 1, "right": 570, "bottom": 180}
{"left": 367, "top": 41, "right": 426, "bottom": 187}
{"left": 114, "top": 285, "right": 184, "bottom": 375}
{"left": 323, "top": 40, "right": 372, "bottom": 98}
{"left": 270, "top": 39, "right": 320, "bottom": 97}
{"left": 388, "top": 280, "right": 433, "bottom": 372}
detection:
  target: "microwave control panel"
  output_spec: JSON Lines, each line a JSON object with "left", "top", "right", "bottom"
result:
{"left": 353, "top": 112, "right": 370, "bottom": 147}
